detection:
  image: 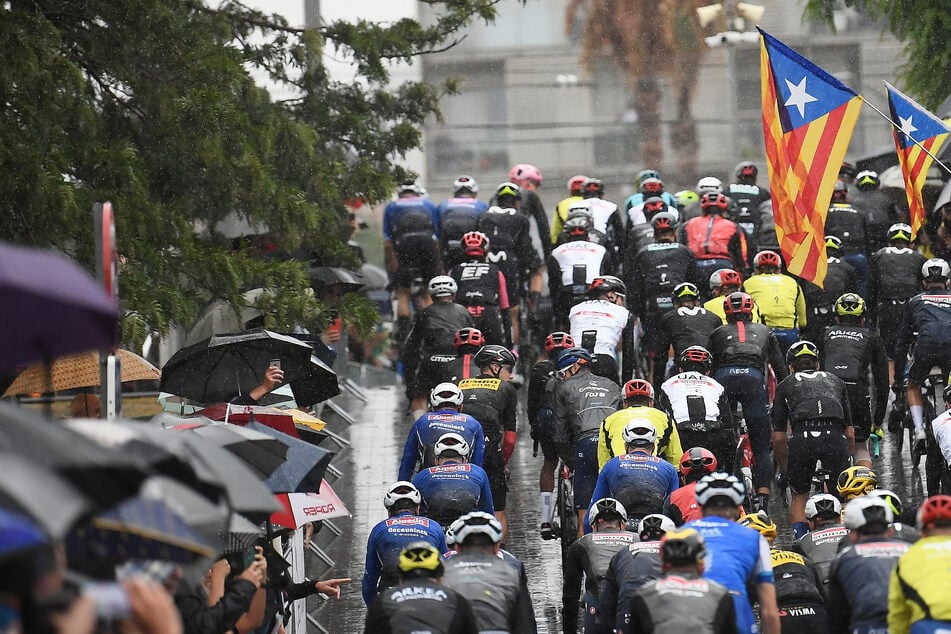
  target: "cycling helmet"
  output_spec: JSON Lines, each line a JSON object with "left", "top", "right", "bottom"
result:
{"left": 675, "top": 190, "right": 700, "bottom": 207}
{"left": 944, "top": 382, "right": 951, "bottom": 405}
{"left": 429, "top": 382, "right": 465, "bottom": 409}
{"left": 843, "top": 496, "right": 892, "bottom": 532}
{"left": 753, "top": 250, "right": 782, "bottom": 270}
{"left": 635, "top": 169, "right": 661, "bottom": 189}
{"left": 563, "top": 215, "right": 593, "bottom": 240}
{"left": 835, "top": 292, "right": 866, "bottom": 318}
{"left": 697, "top": 176, "right": 723, "bottom": 195}
{"left": 739, "top": 511, "right": 778, "bottom": 541}
{"left": 709, "top": 268, "right": 743, "bottom": 291}
{"left": 700, "top": 192, "right": 730, "bottom": 213}
{"left": 568, "top": 174, "right": 588, "bottom": 195}
{"left": 621, "top": 422, "right": 657, "bottom": 451}
{"left": 824, "top": 235, "right": 843, "bottom": 253}
{"left": 640, "top": 177, "right": 664, "bottom": 195}
{"left": 786, "top": 340, "right": 820, "bottom": 367}
{"left": 397, "top": 180, "right": 421, "bottom": 196}
{"left": 623, "top": 378, "right": 655, "bottom": 401}
{"left": 660, "top": 528, "right": 707, "bottom": 565}
{"left": 398, "top": 542, "right": 444, "bottom": 576}
{"left": 473, "top": 345, "right": 517, "bottom": 369}
{"left": 695, "top": 473, "right": 745, "bottom": 507}
{"left": 887, "top": 223, "right": 913, "bottom": 243}
{"left": 805, "top": 493, "right": 842, "bottom": 520}
{"left": 916, "top": 494, "right": 951, "bottom": 530}
{"left": 453, "top": 511, "right": 503, "bottom": 545}
{"left": 582, "top": 178, "right": 605, "bottom": 197}
{"left": 495, "top": 181, "right": 521, "bottom": 201}
{"left": 855, "top": 170, "right": 880, "bottom": 191}
{"left": 723, "top": 292, "right": 755, "bottom": 321}
{"left": 508, "top": 164, "right": 543, "bottom": 186}
{"left": 383, "top": 481, "right": 421, "bottom": 509}
{"left": 589, "top": 497, "right": 628, "bottom": 526}
{"left": 734, "top": 161, "right": 758, "bottom": 181}
{"left": 434, "top": 432, "right": 471, "bottom": 460}
{"left": 831, "top": 179, "right": 849, "bottom": 203}
{"left": 679, "top": 447, "right": 717, "bottom": 478}
{"left": 869, "top": 489, "right": 903, "bottom": 519}
{"left": 836, "top": 466, "right": 878, "bottom": 499}
{"left": 566, "top": 202, "right": 593, "bottom": 221}
{"left": 589, "top": 275, "right": 627, "bottom": 297}
{"left": 650, "top": 210, "right": 678, "bottom": 232}
{"left": 555, "top": 346, "right": 592, "bottom": 371}
{"left": 454, "top": 327, "right": 485, "bottom": 350}
{"left": 638, "top": 514, "right": 676, "bottom": 541}
{"left": 839, "top": 161, "right": 857, "bottom": 180}
{"left": 461, "top": 231, "right": 489, "bottom": 256}
{"left": 453, "top": 175, "right": 478, "bottom": 195}
{"left": 672, "top": 282, "right": 701, "bottom": 303}
{"left": 921, "top": 258, "right": 950, "bottom": 282}
{"left": 644, "top": 197, "right": 669, "bottom": 219}
{"left": 544, "top": 331, "right": 575, "bottom": 353}
{"left": 680, "top": 346, "right": 713, "bottom": 373}
{"left": 428, "top": 275, "right": 457, "bottom": 298}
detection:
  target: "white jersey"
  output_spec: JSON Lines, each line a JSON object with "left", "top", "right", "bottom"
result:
{"left": 628, "top": 203, "right": 680, "bottom": 226}
{"left": 660, "top": 371, "right": 726, "bottom": 427}
{"left": 551, "top": 240, "right": 607, "bottom": 287}
{"left": 931, "top": 409, "right": 951, "bottom": 466}
{"left": 569, "top": 299, "right": 630, "bottom": 356}
{"left": 585, "top": 198, "right": 620, "bottom": 235}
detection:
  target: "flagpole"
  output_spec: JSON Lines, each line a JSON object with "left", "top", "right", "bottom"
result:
{"left": 861, "top": 96, "right": 951, "bottom": 177}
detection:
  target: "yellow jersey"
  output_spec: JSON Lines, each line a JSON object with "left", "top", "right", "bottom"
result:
{"left": 888, "top": 535, "right": 951, "bottom": 634}
{"left": 551, "top": 195, "right": 583, "bottom": 243}
{"left": 742, "top": 273, "right": 807, "bottom": 329}
{"left": 703, "top": 295, "right": 764, "bottom": 325}
{"left": 598, "top": 406, "right": 682, "bottom": 469}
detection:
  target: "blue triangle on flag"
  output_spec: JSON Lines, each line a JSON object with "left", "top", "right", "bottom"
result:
{"left": 885, "top": 82, "right": 950, "bottom": 149}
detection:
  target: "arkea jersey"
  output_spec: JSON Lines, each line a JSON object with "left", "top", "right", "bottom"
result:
{"left": 569, "top": 299, "right": 630, "bottom": 357}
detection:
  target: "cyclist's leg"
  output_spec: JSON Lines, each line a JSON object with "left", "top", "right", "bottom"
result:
{"left": 786, "top": 431, "right": 819, "bottom": 534}
{"left": 907, "top": 344, "right": 937, "bottom": 453}
{"left": 483, "top": 449, "right": 509, "bottom": 544}
{"left": 573, "top": 434, "right": 600, "bottom": 537}
{"left": 536, "top": 408, "right": 559, "bottom": 537}
{"left": 846, "top": 383, "right": 873, "bottom": 467}
{"left": 736, "top": 370, "right": 773, "bottom": 497}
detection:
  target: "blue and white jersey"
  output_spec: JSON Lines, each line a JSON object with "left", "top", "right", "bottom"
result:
{"left": 398, "top": 409, "right": 487, "bottom": 480}
{"left": 412, "top": 463, "right": 494, "bottom": 528}
{"left": 588, "top": 454, "right": 679, "bottom": 525}
{"left": 362, "top": 511, "right": 448, "bottom": 605}
{"left": 383, "top": 195, "right": 440, "bottom": 240}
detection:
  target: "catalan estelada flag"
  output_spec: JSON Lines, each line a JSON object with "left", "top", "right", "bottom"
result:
{"left": 759, "top": 28, "right": 863, "bottom": 286}
{"left": 885, "top": 82, "right": 950, "bottom": 239}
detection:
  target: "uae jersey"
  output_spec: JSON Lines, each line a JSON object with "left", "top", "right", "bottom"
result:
{"left": 569, "top": 299, "right": 630, "bottom": 357}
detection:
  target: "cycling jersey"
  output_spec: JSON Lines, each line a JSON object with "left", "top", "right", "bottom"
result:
{"left": 562, "top": 528, "right": 637, "bottom": 634}
{"left": 600, "top": 541, "right": 662, "bottom": 634}
{"left": 442, "top": 551, "right": 537, "bottom": 634}
{"left": 478, "top": 206, "right": 536, "bottom": 300}
{"left": 527, "top": 359, "right": 559, "bottom": 460}
{"left": 657, "top": 371, "right": 733, "bottom": 433}
{"left": 626, "top": 242, "right": 697, "bottom": 318}
{"left": 657, "top": 306, "right": 724, "bottom": 360}
{"left": 598, "top": 406, "right": 682, "bottom": 468}
{"left": 403, "top": 302, "right": 474, "bottom": 395}
{"left": 445, "top": 352, "right": 480, "bottom": 383}
{"left": 821, "top": 324, "right": 888, "bottom": 424}
{"left": 449, "top": 260, "right": 510, "bottom": 347}
{"left": 889, "top": 535, "right": 951, "bottom": 634}
{"left": 516, "top": 188, "right": 552, "bottom": 260}
{"left": 624, "top": 190, "right": 679, "bottom": 213}
{"left": 798, "top": 257, "right": 858, "bottom": 342}
{"left": 458, "top": 374, "right": 518, "bottom": 510}
{"left": 588, "top": 454, "right": 679, "bottom": 525}
{"left": 825, "top": 203, "right": 870, "bottom": 255}
{"left": 628, "top": 572, "right": 737, "bottom": 634}
{"left": 362, "top": 511, "right": 449, "bottom": 605}
{"left": 437, "top": 196, "right": 488, "bottom": 268}
{"left": 584, "top": 198, "right": 625, "bottom": 255}
{"left": 726, "top": 182, "right": 771, "bottom": 240}
{"left": 742, "top": 272, "right": 807, "bottom": 330}
{"left": 869, "top": 246, "right": 926, "bottom": 304}
{"left": 668, "top": 482, "right": 701, "bottom": 525}
{"left": 569, "top": 299, "right": 630, "bottom": 357}
{"left": 552, "top": 369, "right": 622, "bottom": 462}
{"left": 770, "top": 548, "right": 825, "bottom": 607}
{"left": 549, "top": 240, "right": 609, "bottom": 288}
{"left": 907, "top": 289, "right": 951, "bottom": 347}
{"left": 703, "top": 295, "right": 764, "bottom": 325}
{"left": 828, "top": 537, "right": 910, "bottom": 632}
{"left": 397, "top": 409, "right": 487, "bottom": 480}
{"left": 851, "top": 188, "right": 898, "bottom": 251}
{"left": 930, "top": 409, "right": 951, "bottom": 466}
{"left": 552, "top": 195, "right": 584, "bottom": 243}
{"left": 411, "top": 463, "right": 494, "bottom": 528}
{"left": 383, "top": 195, "right": 440, "bottom": 244}
{"left": 792, "top": 524, "right": 849, "bottom": 585}
{"left": 679, "top": 215, "right": 747, "bottom": 266}
{"left": 772, "top": 370, "right": 851, "bottom": 431}
{"left": 364, "top": 578, "right": 479, "bottom": 634}
{"left": 709, "top": 320, "right": 787, "bottom": 375}
{"left": 684, "top": 516, "right": 774, "bottom": 634}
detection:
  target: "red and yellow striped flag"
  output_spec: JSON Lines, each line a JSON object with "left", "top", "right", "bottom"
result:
{"left": 760, "top": 28, "right": 863, "bottom": 286}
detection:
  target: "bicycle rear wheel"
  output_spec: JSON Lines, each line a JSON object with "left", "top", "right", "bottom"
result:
{"left": 558, "top": 471, "right": 578, "bottom": 569}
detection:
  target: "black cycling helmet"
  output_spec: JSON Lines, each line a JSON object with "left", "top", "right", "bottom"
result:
{"left": 638, "top": 514, "right": 675, "bottom": 541}
{"left": 856, "top": 170, "right": 880, "bottom": 191}
{"left": 887, "top": 223, "right": 913, "bottom": 244}
{"left": 555, "top": 347, "right": 592, "bottom": 371}
{"left": 660, "top": 528, "right": 707, "bottom": 566}
{"left": 473, "top": 345, "right": 516, "bottom": 370}
{"left": 589, "top": 275, "right": 626, "bottom": 297}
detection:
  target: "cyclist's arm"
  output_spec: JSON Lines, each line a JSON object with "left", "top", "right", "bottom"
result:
{"left": 397, "top": 426, "right": 421, "bottom": 481}
{"left": 513, "top": 571, "right": 538, "bottom": 634}
{"left": 498, "top": 270, "right": 513, "bottom": 348}
{"left": 840, "top": 378, "right": 854, "bottom": 453}
{"left": 362, "top": 596, "right": 392, "bottom": 634}
{"left": 661, "top": 414, "right": 683, "bottom": 467}
{"left": 597, "top": 418, "right": 613, "bottom": 471}
{"left": 795, "top": 282, "right": 808, "bottom": 329}
{"left": 553, "top": 389, "right": 576, "bottom": 465}
{"left": 561, "top": 541, "right": 587, "bottom": 634}
{"left": 826, "top": 562, "right": 852, "bottom": 634}
{"left": 767, "top": 334, "right": 789, "bottom": 381}
{"left": 361, "top": 528, "right": 383, "bottom": 605}
{"left": 718, "top": 390, "right": 734, "bottom": 428}
{"left": 887, "top": 563, "right": 912, "bottom": 634}
{"left": 478, "top": 470, "right": 495, "bottom": 514}
{"left": 756, "top": 581, "right": 780, "bottom": 634}
{"left": 401, "top": 315, "right": 423, "bottom": 377}
{"left": 588, "top": 465, "right": 613, "bottom": 517}
{"left": 469, "top": 421, "right": 486, "bottom": 468}
{"left": 771, "top": 384, "right": 789, "bottom": 471}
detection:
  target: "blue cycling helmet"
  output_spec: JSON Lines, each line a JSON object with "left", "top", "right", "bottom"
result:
{"left": 555, "top": 347, "right": 592, "bottom": 371}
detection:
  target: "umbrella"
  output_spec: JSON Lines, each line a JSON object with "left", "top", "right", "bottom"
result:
{"left": 310, "top": 266, "right": 367, "bottom": 293}
{"left": 184, "top": 289, "right": 267, "bottom": 346}
{"left": 360, "top": 263, "right": 388, "bottom": 291}
{"left": 0, "top": 241, "right": 118, "bottom": 373}
{"left": 0, "top": 509, "right": 47, "bottom": 561}
{"left": 270, "top": 483, "right": 350, "bottom": 530}
{"left": 198, "top": 403, "right": 301, "bottom": 437}
{"left": 247, "top": 421, "right": 333, "bottom": 494}
{"left": 182, "top": 422, "right": 289, "bottom": 480}
{"left": 3, "top": 349, "right": 160, "bottom": 396}
{"left": 0, "top": 452, "right": 90, "bottom": 539}
{"left": 220, "top": 513, "right": 263, "bottom": 555}
{"left": 159, "top": 328, "right": 339, "bottom": 407}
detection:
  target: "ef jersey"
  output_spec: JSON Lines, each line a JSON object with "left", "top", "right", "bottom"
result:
{"left": 569, "top": 299, "right": 630, "bottom": 357}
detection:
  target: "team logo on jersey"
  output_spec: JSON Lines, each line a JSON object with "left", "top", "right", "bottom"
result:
{"left": 386, "top": 517, "right": 430, "bottom": 527}
{"left": 459, "top": 378, "right": 502, "bottom": 390}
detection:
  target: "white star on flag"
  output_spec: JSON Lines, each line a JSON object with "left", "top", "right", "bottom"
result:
{"left": 899, "top": 114, "right": 918, "bottom": 138}
{"left": 784, "top": 76, "right": 818, "bottom": 118}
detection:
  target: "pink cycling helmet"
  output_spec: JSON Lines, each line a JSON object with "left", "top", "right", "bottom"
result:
{"left": 509, "top": 164, "right": 543, "bottom": 186}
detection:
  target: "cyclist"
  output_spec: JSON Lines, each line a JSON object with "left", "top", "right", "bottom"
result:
{"left": 447, "top": 327, "right": 483, "bottom": 383}
{"left": 562, "top": 498, "right": 637, "bottom": 634}
{"left": 528, "top": 331, "right": 575, "bottom": 539}
{"left": 868, "top": 223, "right": 925, "bottom": 388}
{"left": 930, "top": 382, "right": 951, "bottom": 485}
{"left": 507, "top": 163, "right": 551, "bottom": 261}
{"left": 458, "top": 345, "right": 518, "bottom": 543}
{"left": 828, "top": 496, "right": 909, "bottom": 634}
{"left": 599, "top": 378, "right": 683, "bottom": 469}
{"left": 888, "top": 494, "right": 951, "bottom": 634}
{"left": 627, "top": 528, "right": 738, "bottom": 634}
{"left": 362, "top": 481, "right": 448, "bottom": 605}
{"left": 625, "top": 196, "right": 673, "bottom": 256}
{"left": 903, "top": 258, "right": 951, "bottom": 457}
{"left": 402, "top": 275, "right": 474, "bottom": 419}
{"left": 398, "top": 382, "right": 486, "bottom": 480}
{"left": 588, "top": 422, "right": 679, "bottom": 529}
{"left": 657, "top": 348, "right": 735, "bottom": 474}
{"left": 384, "top": 180, "right": 441, "bottom": 345}
{"left": 799, "top": 235, "right": 858, "bottom": 344}
{"left": 448, "top": 231, "right": 511, "bottom": 347}
{"left": 656, "top": 282, "right": 723, "bottom": 385}
{"left": 726, "top": 161, "right": 771, "bottom": 253}
{"left": 704, "top": 268, "right": 764, "bottom": 322}
{"left": 680, "top": 192, "right": 748, "bottom": 289}
{"left": 442, "top": 511, "right": 537, "bottom": 633}
{"left": 791, "top": 493, "right": 846, "bottom": 586}
{"left": 411, "top": 433, "right": 494, "bottom": 528}
{"left": 680, "top": 175, "right": 724, "bottom": 222}
{"left": 684, "top": 473, "right": 780, "bottom": 634}
{"left": 709, "top": 291, "right": 788, "bottom": 511}
{"left": 668, "top": 447, "right": 718, "bottom": 525}
{"left": 743, "top": 250, "right": 807, "bottom": 353}
{"left": 624, "top": 169, "right": 679, "bottom": 213}
{"left": 437, "top": 175, "right": 488, "bottom": 270}
{"left": 740, "top": 511, "right": 827, "bottom": 634}
{"left": 580, "top": 177, "right": 625, "bottom": 261}
{"left": 553, "top": 346, "right": 622, "bottom": 534}
{"left": 825, "top": 180, "right": 871, "bottom": 297}
{"left": 569, "top": 275, "right": 632, "bottom": 383}
{"left": 551, "top": 174, "right": 587, "bottom": 243}
{"left": 821, "top": 293, "right": 888, "bottom": 465}
{"left": 548, "top": 214, "right": 610, "bottom": 328}
{"left": 363, "top": 542, "right": 479, "bottom": 634}
{"left": 838, "top": 465, "right": 879, "bottom": 501}
{"left": 851, "top": 169, "right": 898, "bottom": 252}
{"left": 869, "top": 488, "right": 920, "bottom": 544}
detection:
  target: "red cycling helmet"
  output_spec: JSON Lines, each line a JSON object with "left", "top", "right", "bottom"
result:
{"left": 623, "top": 379, "right": 655, "bottom": 401}
{"left": 680, "top": 447, "right": 717, "bottom": 479}
{"left": 710, "top": 268, "right": 743, "bottom": 290}
{"left": 644, "top": 197, "right": 668, "bottom": 218}
{"left": 454, "top": 327, "right": 485, "bottom": 350}
{"left": 462, "top": 231, "right": 489, "bottom": 256}
{"left": 917, "top": 494, "right": 951, "bottom": 530}
{"left": 754, "top": 250, "right": 782, "bottom": 270}
{"left": 544, "top": 331, "right": 575, "bottom": 353}
{"left": 680, "top": 345, "right": 712, "bottom": 372}
{"left": 568, "top": 175, "right": 588, "bottom": 195}
{"left": 700, "top": 192, "right": 730, "bottom": 213}
{"left": 723, "top": 292, "right": 755, "bottom": 321}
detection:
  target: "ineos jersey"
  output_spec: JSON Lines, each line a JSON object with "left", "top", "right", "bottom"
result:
{"left": 798, "top": 257, "right": 857, "bottom": 309}
{"left": 657, "top": 372, "right": 733, "bottom": 433}
{"left": 569, "top": 299, "right": 630, "bottom": 356}
{"left": 771, "top": 371, "right": 851, "bottom": 431}
{"left": 825, "top": 203, "right": 869, "bottom": 255}
{"left": 658, "top": 306, "right": 723, "bottom": 359}
{"left": 770, "top": 549, "right": 825, "bottom": 607}
{"left": 449, "top": 261, "right": 508, "bottom": 308}
{"left": 627, "top": 242, "right": 696, "bottom": 316}
{"left": 908, "top": 288, "right": 951, "bottom": 346}
{"left": 364, "top": 579, "right": 479, "bottom": 634}
{"left": 709, "top": 320, "right": 787, "bottom": 377}
{"left": 726, "top": 183, "right": 771, "bottom": 237}
{"left": 442, "top": 551, "right": 537, "bottom": 634}
{"left": 478, "top": 206, "right": 533, "bottom": 283}
{"left": 821, "top": 324, "right": 888, "bottom": 386}
{"left": 792, "top": 524, "right": 849, "bottom": 585}
{"left": 869, "top": 246, "right": 926, "bottom": 303}
{"left": 549, "top": 240, "right": 608, "bottom": 287}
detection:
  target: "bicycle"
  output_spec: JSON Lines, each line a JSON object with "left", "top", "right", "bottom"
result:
{"left": 920, "top": 368, "right": 948, "bottom": 497}
{"left": 551, "top": 461, "right": 578, "bottom": 569}
{"left": 732, "top": 421, "right": 757, "bottom": 514}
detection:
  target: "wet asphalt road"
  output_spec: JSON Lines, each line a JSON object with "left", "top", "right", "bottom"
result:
{"left": 306, "top": 366, "right": 928, "bottom": 633}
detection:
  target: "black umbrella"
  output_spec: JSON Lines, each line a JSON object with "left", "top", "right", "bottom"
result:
{"left": 160, "top": 328, "right": 339, "bottom": 407}
{"left": 247, "top": 421, "right": 333, "bottom": 494}
{"left": 310, "top": 266, "right": 367, "bottom": 294}
{"left": 0, "top": 452, "right": 90, "bottom": 539}
{"left": 184, "top": 422, "right": 289, "bottom": 480}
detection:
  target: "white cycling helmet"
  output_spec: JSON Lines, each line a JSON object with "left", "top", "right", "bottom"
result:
{"left": 430, "top": 382, "right": 464, "bottom": 409}
{"left": 695, "top": 473, "right": 745, "bottom": 507}
{"left": 428, "top": 275, "right": 458, "bottom": 298}
{"left": 638, "top": 514, "right": 676, "bottom": 540}
{"left": 922, "top": 258, "right": 950, "bottom": 282}
{"left": 566, "top": 201, "right": 593, "bottom": 220}
{"left": 434, "top": 432, "right": 471, "bottom": 460}
{"left": 621, "top": 421, "right": 657, "bottom": 450}
{"left": 397, "top": 180, "right": 421, "bottom": 196}
{"left": 383, "top": 480, "right": 421, "bottom": 509}
{"left": 804, "top": 493, "right": 842, "bottom": 520}
{"left": 697, "top": 176, "right": 723, "bottom": 195}
{"left": 453, "top": 511, "right": 503, "bottom": 545}
{"left": 843, "top": 496, "right": 893, "bottom": 531}
{"left": 589, "top": 498, "right": 628, "bottom": 526}
{"left": 453, "top": 175, "right": 478, "bottom": 194}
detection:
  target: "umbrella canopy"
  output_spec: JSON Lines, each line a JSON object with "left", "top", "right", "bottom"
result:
{"left": 198, "top": 403, "right": 301, "bottom": 437}
{"left": 220, "top": 513, "right": 263, "bottom": 555}
{"left": 310, "top": 266, "right": 366, "bottom": 294}
{"left": 160, "top": 328, "right": 339, "bottom": 407}
{"left": 183, "top": 422, "right": 289, "bottom": 480}
{"left": 4, "top": 349, "right": 160, "bottom": 396}
{"left": 247, "top": 421, "right": 333, "bottom": 494}
{"left": 184, "top": 289, "right": 267, "bottom": 347}
{"left": 0, "top": 241, "right": 118, "bottom": 373}
{"left": 0, "top": 452, "right": 90, "bottom": 539}
{"left": 0, "top": 509, "right": 47, "bottom": 562}
{"left": 270, "top": 484, "right": 350, "bottom": 530}
{"left": 359, "top": 263, "right": 388, "bottom": 291}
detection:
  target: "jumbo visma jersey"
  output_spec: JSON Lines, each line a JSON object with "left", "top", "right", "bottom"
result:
{"left": 598, "top": 406, "right": 682, "bottom": 468}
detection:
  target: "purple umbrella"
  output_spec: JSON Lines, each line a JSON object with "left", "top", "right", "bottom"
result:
{"left": 0, "top": 241, "right": 118, "bottom": 372}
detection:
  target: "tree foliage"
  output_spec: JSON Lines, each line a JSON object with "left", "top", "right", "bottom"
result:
{"left": 0, "top": 0, "right": 503, "bottom": 346}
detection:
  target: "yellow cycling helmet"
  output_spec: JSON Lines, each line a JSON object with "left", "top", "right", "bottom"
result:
{"left": 739, "top": 510, "right": 777, "bottom": 542}
{"left": 835, "top": 292, "right": 866, "bottom": 318}
{"left": 837, "top": 466, "right": 878, "bottom": 500}
{"left": 398, "top": 542, "right": 444, "bottom": 576}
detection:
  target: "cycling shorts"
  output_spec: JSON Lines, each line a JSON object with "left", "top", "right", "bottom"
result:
{"left": 907, "top": 343, "right": 951, "bottom": 386}
{"left": 573, "top": 434, "right": 601, "bottom": 510}
{"left": 877, "top": 300, "right": 910, "bottom": 360}
{"left": 533, "top": 407, "right": 558, "bottom": 461}
{"left": 844, "top": 382, "right": 872, "bottom": 442}
{"left": 410, "top": 357, "right": 455, "bottom": 398}
{"left": 777, "top": 604, "right": 828, "bottom": 634}
{"left": 390, "top": 235, "right": 438, "bottom": 289}
{"left": 786, "top": 428, "right": 850, "bottom": 494}
{"left": 482, "top": 450, "right": 508, "bottom": 511}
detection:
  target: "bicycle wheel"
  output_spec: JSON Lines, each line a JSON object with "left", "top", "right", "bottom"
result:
{"left": 732, "top": 437, "right": 756, "bottom": 514}
{"left": 558, "top": 473, "right": 578, "bottom": 569}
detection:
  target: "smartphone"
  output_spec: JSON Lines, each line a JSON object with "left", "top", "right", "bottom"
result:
{"left": 85, "top": 582, "right": 132, "bottom": 621}
{"left": 269, "top": 358, "right": 281, "bottom": 370}
{"left": 242, "top": 545, "right": 258, "bottom": 570}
